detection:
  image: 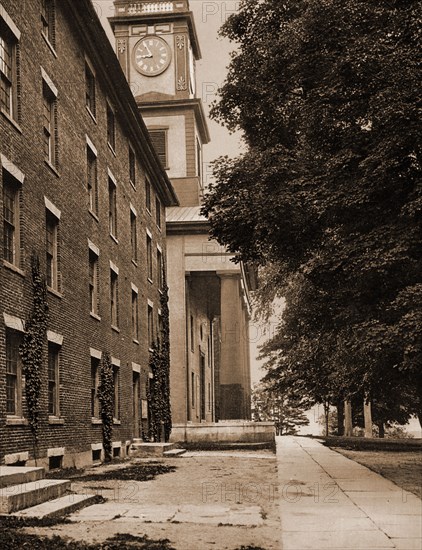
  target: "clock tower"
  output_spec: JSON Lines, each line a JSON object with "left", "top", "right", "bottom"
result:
{"left": 110, "top": 1, "right": 255, "bottom": 430}
{"left": 110, "top": 0, "right": 209, "bottom": 206}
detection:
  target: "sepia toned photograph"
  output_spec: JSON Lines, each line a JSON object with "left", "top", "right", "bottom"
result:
{"left": 0, "top": 1, "right": 421, "bottom": 549}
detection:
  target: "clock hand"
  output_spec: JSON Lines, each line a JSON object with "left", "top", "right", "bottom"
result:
{"left": 144, "top": 43, "right": 153, "bottom": 57}
{"left": 139, "top": 53, "right": 153, "bottom": 59}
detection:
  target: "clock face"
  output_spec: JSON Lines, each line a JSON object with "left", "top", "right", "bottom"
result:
{"left": 133, "top": 36, "right": 172, "bottom": 76}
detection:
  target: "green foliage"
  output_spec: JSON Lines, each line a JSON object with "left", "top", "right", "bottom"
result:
{"left": 147, "top": 273, "right": 171, "bottom": 442}
{"left": 98, "top": 352, "right": 114, "bottom": 461}
{"left": 19, "top": 255, "right": 49, "bottom": 445}
{"left": 203, "top": 0, "right": 422, "bottom": 425}
{"left": 252, "top": 381, "right": 309, "bottom": 435}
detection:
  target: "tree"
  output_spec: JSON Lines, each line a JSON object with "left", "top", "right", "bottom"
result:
{"left": 203, "top": 0, "right": 421, "bottom": 423}
{"left": 252, "top": 382, "right": 309, "bottom": 435}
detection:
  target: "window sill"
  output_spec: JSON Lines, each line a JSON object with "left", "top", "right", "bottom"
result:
{"left": 86, "top": 106, "right": 97, "bottom": 123}
{"left": 111, "top": 325, "right": 120, "bottom": 333}
{"left": 48, "top": 416, "right": 64, "bottom": 425}
{"left": 6, "top": 416, "right": 28, "bottom": 426}
{"left": 108, "top": 143, "right": 116, "bottom": 156}
{"left": 3, "top": 260, "right": 25, "bottom": 277}
{"left": 1, "top": 109, "right": 22, "bottom": 133}
{"left": 130, "top": 180, "right": 136, "bottom": 190}
{"left": 113, "top": 419, "right": 121, "bottom": 425}
{"left": 42, "top": 33, "right": 57, "bottom": 57}
{"left": 133, "top": 339, "right": 139, "bottom": 345}
{"left": 91, "top": 417, "right": 102, "bottom": 425}
{"left": 146, "top": 208, "right": 152, "bottom": 216}
{"left": 89, "top": 209, "right": 99, "bottom": 222}
{"left": 132, "top": 259, "right": 138, "bottom": 267}
{"left": 44, "top": 160, "right": 60, "bottom": 177}
{"left": 148, "top": 277, "right": 153, "bottom": 284}
{"left": 110, "top": 234, "right": 119, "bottom": 245}
{"left": 47, "top": 286, "right": 63, "bottom": 298}
{"left": 90, "top": 312, "right": 101, "bottom": 321}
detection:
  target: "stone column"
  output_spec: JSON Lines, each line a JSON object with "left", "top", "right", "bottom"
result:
{"left": 218, "top": 272, "right": 244, "bottom": 419}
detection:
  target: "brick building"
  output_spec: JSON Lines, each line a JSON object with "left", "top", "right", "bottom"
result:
{"left": 0, "top": 0, "right": 177, "bottom": 468}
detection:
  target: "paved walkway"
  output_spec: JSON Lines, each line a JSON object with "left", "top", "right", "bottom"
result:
{"left": 276, "top": 436, "right": 422, "bottom": 550}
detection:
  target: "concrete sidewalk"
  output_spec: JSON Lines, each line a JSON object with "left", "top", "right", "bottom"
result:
{"left": 276, "top": 436, "right": 422, "bottom": 550}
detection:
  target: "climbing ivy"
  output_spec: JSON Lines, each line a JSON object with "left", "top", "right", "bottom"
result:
{"left": 147, "top": 269, "right": 172, "bottom": 442}
{"left": 20, "top": 255, "right": 49, "bottom": 452}
{"left": 98, "top": 352, "right": 114, "bottom": 461}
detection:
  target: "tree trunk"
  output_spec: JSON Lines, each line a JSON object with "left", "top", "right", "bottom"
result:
{"left": 363, "top": 399, "right": 373, "bottom": 438}
{"left": 337, "top": 400, "right": 345, "bottom": 436}
{"left": 324, "top": 402, "right": 330, "bottom": 436}
{"left": 344, "top": 400, "right": 353, "bottom": 437}
{"left": 377, "top": 422, "right": 385, "bottom": 438}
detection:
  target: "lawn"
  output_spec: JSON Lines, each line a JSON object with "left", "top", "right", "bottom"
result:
{"left": 323, "top": 436, "right": 422, "bottom": 499}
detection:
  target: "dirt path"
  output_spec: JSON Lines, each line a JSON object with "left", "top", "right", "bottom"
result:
{"left": 27, "top": 451, "right": 281, "bottom": 550}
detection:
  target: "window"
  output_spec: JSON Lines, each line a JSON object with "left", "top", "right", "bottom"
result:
{"left": 158, "top": 310, "right": 163, "bottom": 343}
{"left": 146, "top": 233, "right": 152, "bottom": 281}
{"left": 89, "top": 248, "right": 99, "bottom": 315}
{"left": 148, "top": 303, "right": 153, "bottom": 347}
{"left": 132, "top": 288, "right": 139, "bottom": 341}
{"left": 3, "top": 168, "right": 20, "bottom": 266}
{"left": 197, "top": 139, "right": 201, "bottom": 180}
{"left": 0, "top": 17, "right": 18, "bottom": 120}
{"left": 149, "top": 129, "right": 167, "bottom": 168}
{"left": 46, "top": 209, "right": 59, "bottom": 290}
{"left": 47, "top": 343, "right": 60, "bottom": 416}
{"left": 191, "top": 372, "right": 195, "bottom": 407}
{"left": 41, "top": 0, "right": 55, "bottom": 48}
{"left": 91, "top": 356, "right": 100, "bottom": 417}
{"left": 129, "top": 146, "right": 136, "bottom": 186}
{"left": 190, "top": 314, "right": 194, "bottom": 352}
{"left": 130, "top": 209, "right": 137, "bottom": 262}
{"left": 157, "top": 248, "right": 163, "bottom": 291}
{"left": 113, "top": 364, "right": 119, "bottom": 420}
{"left": 85, "top": 62, "right": 96, "bottom": 117}
{"left": 43, "top": 81, "right": 57, "bottom": 166}
{"left": 108, "top": 176, "right": 117, "bottom": 237}
{"left": 145, "top": 178, "right": 151, "bottom": 212}
{"left": 87, "top": 146, "right": 98, "bottom": 214}
{"left": 6, "top": 329, "right": 22, "bottom": 415}
{"left": 107, "top": 103, "right": 115, "bottom": 151}
{"left": 110, "top": 267, "right": 119, "bottom": 327}
{"left": 155, "top": 197, "right": 161, "bottom": 229}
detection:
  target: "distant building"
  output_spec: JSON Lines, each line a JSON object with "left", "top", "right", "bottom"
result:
{"left": 110, "top": 0, "right": 256, "bottom": 426}
{"left": 0, "top": 0, "right": 177, "bottom": 467}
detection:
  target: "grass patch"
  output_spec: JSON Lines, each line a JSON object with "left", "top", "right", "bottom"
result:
{"left": 320, "top": 436, "right": 421, "bottom": 452}
{"left": 73, "top": 463, "right": 176, "bottom": 482}
{"left": 46, "top": 462, "right": 176, "bottom": 483}
{"left": 0, "top": 518, "right": 175, "bottom": 549}
{"left": 323, "top": 437, "right": 422, "bottom": 499}
{"left": 181, "top": 441, "right": 276, "bottom": 453}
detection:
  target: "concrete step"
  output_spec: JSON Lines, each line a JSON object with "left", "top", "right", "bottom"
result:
{"left": 0, "top": 479, "right": 71, "bottom": 513}
{"left": 0, "top": 466, "right": 45, "bottom": 489}
{"left": 130, "top": 442, "right": 178, "bottom": 457}
{"left": 11, "top": 493, "right": 98, "bottom": 519}
{"left": 163, "top": 448, "right": 186, "bottom": 457}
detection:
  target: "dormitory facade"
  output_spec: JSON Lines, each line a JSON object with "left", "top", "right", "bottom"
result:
{"left": 0, "top": 0, "right": 177, "bottom": 467}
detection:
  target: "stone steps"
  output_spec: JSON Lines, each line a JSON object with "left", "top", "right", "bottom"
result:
{"left": 0, "top": 466, "right": 45, "bottom": 489}
{"left": 0, "top": 479, "right": 71, "bottom": 513}
{"left": 130, "top": 440, "right": 182, "bottom": 457}
{"left": 0, "top": 465, "right": 96, "bottom": 517}
{"left": 11, "top": 493, "right": 99, "bottom": 519}
{"left": 163, "top": 448, "right": 186, "bottom": 457}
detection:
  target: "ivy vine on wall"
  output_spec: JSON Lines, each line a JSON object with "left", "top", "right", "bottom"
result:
{"left": 147, "top": 270, "right": 172, "bottom": 442}
{"left": 98, "top": 352, "right": 114, "bottom": 461}
{"left": 20, "top": 255, "right": 49, "bottom": 453}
